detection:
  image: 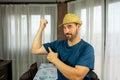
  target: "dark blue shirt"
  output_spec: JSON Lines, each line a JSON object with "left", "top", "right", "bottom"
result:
{"left": 43, "top": 39, "right": 94, "bottom": 80}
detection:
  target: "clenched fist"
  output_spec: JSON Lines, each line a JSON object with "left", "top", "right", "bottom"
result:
{"left": 40, "top": 19, "right": 48, "bottom": 31}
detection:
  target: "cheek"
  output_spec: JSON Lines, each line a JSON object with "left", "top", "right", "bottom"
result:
{"left": 73, "top": 29, "right": 78, "bottom": 34}
{"left": 63, "top": 30, "right": 66, "bottom": 34}
{"left": 63, "top": 31, "right": 67, "bottom": 35}
{"left": 72, "top": 29, "right": 76, "bottom": 32}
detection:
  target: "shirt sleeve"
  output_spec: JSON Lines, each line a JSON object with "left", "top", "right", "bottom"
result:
{"left": 76, "top": 45, "right": 94, "bottom": 70}
{"left": 43, "top": 40, "right": 59, "bottom": 53}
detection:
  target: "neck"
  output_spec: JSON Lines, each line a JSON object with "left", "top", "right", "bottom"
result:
{"left": 68, "top": 36, "right": 81, "bottom": 46}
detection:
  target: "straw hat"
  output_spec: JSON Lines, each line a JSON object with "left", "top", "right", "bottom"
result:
{"left": 59, "top": 13, "right": 82, "bottom": 27}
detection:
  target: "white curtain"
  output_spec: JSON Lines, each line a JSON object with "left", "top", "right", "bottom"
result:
{"left": 68, "top": 0, "right": 104, "bottom": 79}
{"left": 68, "top": 0, "right": 120, "bottom": 80}
{"left": 0, "top": 4, "right": 57, "bottom": 80}
{"left": 104, "top": 0, "right": 120, "bottom": 80}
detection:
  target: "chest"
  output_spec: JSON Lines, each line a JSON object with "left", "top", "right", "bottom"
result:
{"left": 58, "top": 47, "right": 84, "bottom": 67}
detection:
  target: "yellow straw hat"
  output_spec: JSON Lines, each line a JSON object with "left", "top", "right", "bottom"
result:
{"left": 59, "top": 13, "right": 82, "bottom": 27}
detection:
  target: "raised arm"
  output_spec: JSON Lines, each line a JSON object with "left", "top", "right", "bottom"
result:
{"left": 32, "top": 19, "right": 48, "bottom": 54}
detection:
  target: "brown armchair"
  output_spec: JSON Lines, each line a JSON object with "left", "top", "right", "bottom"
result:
{"left": 19, "top": 62, "right": 38, "bottom": 80}
{"left": 90, "top": 70, "right": 99, "bottom": 80}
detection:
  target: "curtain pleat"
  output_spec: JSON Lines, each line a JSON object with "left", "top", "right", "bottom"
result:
{"left": 0, "top": 4, "right": 57, "bottom": 80}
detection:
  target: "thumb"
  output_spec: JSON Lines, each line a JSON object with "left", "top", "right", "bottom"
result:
{"left": 48, "top": 47, "right": 52, "bottom": 52}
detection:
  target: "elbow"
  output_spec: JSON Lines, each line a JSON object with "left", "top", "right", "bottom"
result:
{"left": 31, "top": 50, "right": 34, "bottom": 54}
{"left": 31, "top": 46, "right": 35, "bottom": 54}
{"left": 31, "top": 49, "right": 38, "bottom": 54}
{"left": 31, "top": 49, "right": 35, "bottom": 54}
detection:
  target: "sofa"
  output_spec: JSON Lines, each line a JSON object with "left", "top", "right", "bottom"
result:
{"left": 0, "top": 60, "right": 12, "bottom": 80}
{"left": 19, "top": 62, "right": 38, "bottom": 80}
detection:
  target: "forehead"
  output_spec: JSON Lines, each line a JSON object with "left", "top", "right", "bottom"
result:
{"left": 63, "top": 23, "right": 76, "bottom": 27}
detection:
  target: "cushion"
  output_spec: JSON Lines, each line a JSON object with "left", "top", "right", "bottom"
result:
{"left": 19, "top": 70, "right": 32, "bottom": 80}
{"left": 90, "top": 70, "right": 99, "bottom": 80}
{"left": 30, "top": 62, "right": 38, "bottom": 78}
{"left": 20, "top": 62, "right": 38, "bottom": 80}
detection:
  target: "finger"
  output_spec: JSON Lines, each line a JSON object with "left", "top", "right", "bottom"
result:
{"left": 48, "top": 47, "right": 52, "bottom": 52}
{"left": 44, "top": 20, "right": 48, "bottom": 26}
{"left": 45, "top": 20, "right": 48, "bottom": 24}
{"left": 40, "top": 19, "right": 47, "bottom": 23}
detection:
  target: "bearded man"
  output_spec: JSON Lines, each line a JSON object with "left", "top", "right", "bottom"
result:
{"left": 32, "top": 13, "right": 94, "bottom": 80}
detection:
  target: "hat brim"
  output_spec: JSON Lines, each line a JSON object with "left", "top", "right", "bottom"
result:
{"left": 58, "top": 22, "right": 81, "bottom": 27}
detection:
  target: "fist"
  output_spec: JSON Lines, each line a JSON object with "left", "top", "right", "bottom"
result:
{"left": 40, "top": 19, "right": 48, "bottom": 30}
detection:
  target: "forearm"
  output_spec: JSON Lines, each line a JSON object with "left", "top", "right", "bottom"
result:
{"left": 54, "top": 59, "right": 82, "bottom": 80}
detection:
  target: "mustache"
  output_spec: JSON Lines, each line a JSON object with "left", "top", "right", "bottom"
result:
{"left": 65, "top": 33, "right": 72, "bottom": 35}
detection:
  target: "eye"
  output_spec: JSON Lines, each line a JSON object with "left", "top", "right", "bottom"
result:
{"left": 68, "top": 25, "right": 72, "bottom": 29}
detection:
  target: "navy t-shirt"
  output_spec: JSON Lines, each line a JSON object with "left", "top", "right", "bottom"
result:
{"left": 43, "top": 39, "right": 94, "bottom": 80}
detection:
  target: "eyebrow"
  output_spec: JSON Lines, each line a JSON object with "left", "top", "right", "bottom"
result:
{"left": 63, "top": 23, "right": 77, "bottom": 27}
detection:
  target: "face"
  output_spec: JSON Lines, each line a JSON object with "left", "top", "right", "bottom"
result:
{"left": 63, "top": 23, "right": 80, "bottom": 41}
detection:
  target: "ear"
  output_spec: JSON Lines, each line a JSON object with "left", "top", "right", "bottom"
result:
{"left": 77, "top": 24, "right": 81, "bottom": 30}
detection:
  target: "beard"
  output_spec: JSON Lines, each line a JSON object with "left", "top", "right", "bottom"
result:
{"left": 65, "top": 30, "right": 78, "bottom": 42}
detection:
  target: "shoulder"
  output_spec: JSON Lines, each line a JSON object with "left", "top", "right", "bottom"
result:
{"left": 79, "top": 39, "right": 94, "bottom": 55}
{"left": 81, "top": 39, "right": 94, "bottom": 49}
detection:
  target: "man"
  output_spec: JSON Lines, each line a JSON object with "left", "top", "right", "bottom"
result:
{"left": 32, "top": 13, "right": 94, "bottom": 80}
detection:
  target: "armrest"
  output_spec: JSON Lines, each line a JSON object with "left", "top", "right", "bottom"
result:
{"left": 19, "top": 62, "right": 38, "bottom": 80}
